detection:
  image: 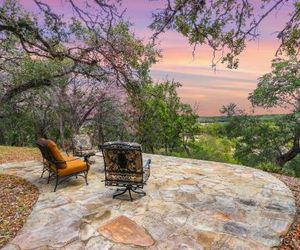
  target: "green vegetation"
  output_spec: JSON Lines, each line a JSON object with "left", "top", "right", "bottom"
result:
{"left": 0, "top": 1, "right": 300, "bottom": 178}
{"left": 198, "top": 114, "right": 286, "bottom": 124}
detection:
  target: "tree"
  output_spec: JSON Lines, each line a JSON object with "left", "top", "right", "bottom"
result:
{"left": 220, "top": 103, "right": 240, "bottom": 117}
{"left": 223, "top": 57, "right": 300, "bottom": 169}
{"left": 150, "top": 0, "right": 300, "bottom": 68}
{"left": 250, "top": 57, "right": 300, "bottom": 166}
{"left": 250, "top": 58, "right": 300, "bottom": 111}
{"left": 61, "top": 77, "right": 109, "bottom": 134}
{"left": 0, "top": 0, "right": 158, "bottom": 106}
{"left": 129, "top": 80, "right": 198, "bottom": 153}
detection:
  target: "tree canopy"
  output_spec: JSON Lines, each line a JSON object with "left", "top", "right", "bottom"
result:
{"left": 150, "top": 0, "right": 300, "bottom": 68}
{"left": 224, "top": 56, "right": 300, "bottom": 169}
{"left": 0, "top": 0, "right": 158, "bottom": 106}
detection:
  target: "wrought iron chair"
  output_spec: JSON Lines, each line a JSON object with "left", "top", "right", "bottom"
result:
{"left": 36, "top": 138, "right": 92, "bottom": 192}
{"left": 72, "top": 134, "right": 96, "bottom": 157}
{"left": 99, "top": 141, "right": 151, "bottom": 201}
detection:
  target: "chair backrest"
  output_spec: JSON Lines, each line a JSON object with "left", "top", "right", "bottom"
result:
{"left": 36, "top": 139, "right": 67, "bottom": 169}
{"left": 100, "top": 141, "right": 144, "bottom": 187}
{"left": 73, "top": 134, "right": 93, "bottom": 150}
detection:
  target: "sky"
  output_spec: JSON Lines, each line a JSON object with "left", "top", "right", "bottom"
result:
{"left": 121, "top": 0, "right": 293, "bottom": 116}
{"left": 17, "top": 0, "right": 294, "bottom": 116}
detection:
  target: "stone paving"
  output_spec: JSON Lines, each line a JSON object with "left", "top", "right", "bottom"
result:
{"left": 0, "top": 154, "right": 296, "bottom": 250}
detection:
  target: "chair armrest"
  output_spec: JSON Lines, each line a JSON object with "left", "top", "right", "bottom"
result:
{"left": 143, "top": 159, "right": 151, "bottom": 184}
{"left": 84, "top": 152, "right": 95, "bottom": 163}
{"left": 143, "top": 159, "right": 151, "bottom": 169}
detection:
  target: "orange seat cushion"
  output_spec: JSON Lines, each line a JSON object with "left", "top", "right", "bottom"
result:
{"left": 57, "top": 159, "right": 88, "bottom": 176}
{"left": 45, "top": 140, "right": 67, "bottom": 169}
{"left": 49, "top": 155, "right": 88, "bottom": 176}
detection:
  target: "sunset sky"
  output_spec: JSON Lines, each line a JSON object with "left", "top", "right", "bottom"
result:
{"left": 20, "top": 0, "right": 294, "bottom": 116}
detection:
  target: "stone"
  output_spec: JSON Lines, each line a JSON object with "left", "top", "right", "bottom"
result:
{"left": 97, "top": 215, "right": 155, "bottom": 247}
{"left": 0, "top": 154, "right": 296, "bottom": 249}
{"left": 266, "top": 201, "right": 296, "bottom": 214}
{"left": 223, "top": 222, "right": 248, "bottom": 237}
{"left": 213, "top": 212, "right": 231, "bottom": 221}
{"left": 85, "top": 236, "right": 113, "bottom": 250}
{"left": 237, "top": 198, "right": 256, "bottom": 207}
{"left": 63, "top": 241, "right": 85, "bottom": 250}
{"left": 1, "top": 244, "right": 20, "bottom": 250}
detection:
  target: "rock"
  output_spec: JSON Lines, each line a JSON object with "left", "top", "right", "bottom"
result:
{"left": 85, "top": 236, "right": 113, "bottom": 250}
{"left": 1, "top": 154, "right": 296, "bottom": 249}
{"left": 1, "top": 244, "right": 21, "bottom": 250}
{"left": 97, "top": 215, "right": 155, "bottom": 247}
{"left": 237, "top": 198, "right": 256, "bottom": 206}
{"left": 266, "top": 201, "right": 296, "bottom": 214}
{"left": 213, "top": 212, "right": 231, "bottom": 221}
{"left": 64, "top": 241, "right": 85, "bottom": 250}
{"left": 223, "top": 222, "right": 248, "bottom": 237}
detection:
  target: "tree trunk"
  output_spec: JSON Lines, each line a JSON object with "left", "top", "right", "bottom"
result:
{"left": 183, "top": 143, "right": 191, "bottom": 157}
{"left": 276, "top": 132, "right": 300, "bottom": 167}
{"left": 98, "top": 123, "right": 104, "bottom": 145}
{"left": 59, "top": 114, "right": 66, "bottom": 151}
{"left": 96, "top": 112, "right": 104, "bottom": 144}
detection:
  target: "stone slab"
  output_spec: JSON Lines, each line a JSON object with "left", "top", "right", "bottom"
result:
{"left": 0, "top": 154, "right": 296, "bottom": 249}
{"left": 98, "top": 215, "right": 155, "bottom": 247}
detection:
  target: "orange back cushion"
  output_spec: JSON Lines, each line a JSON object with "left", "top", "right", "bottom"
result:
{"left": 45, "top": 140, "right": 67, "bottom": 169}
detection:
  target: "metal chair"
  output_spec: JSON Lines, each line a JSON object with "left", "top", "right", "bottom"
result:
{"left": 99, "top": 141, "right": 151, "bottom": 201}
{"left": 36, "top": 138, "right": 92, "bottom": 192}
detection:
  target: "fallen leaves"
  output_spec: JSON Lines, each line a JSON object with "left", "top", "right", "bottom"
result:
{"left": 273, "top": 174, "right": 300, "bottom": 250}
{"left": 0, "top": 174, "right": 39, "bottom": 248}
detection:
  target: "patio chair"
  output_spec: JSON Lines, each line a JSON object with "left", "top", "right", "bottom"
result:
{"left": 36, "top": 138, "right": 92, "bottom": 192}
{"left": 99, "top": 141, "right": 151, "bottom": 201}
{"left": 72, "top": 134, "right": 96, "bottom": 157}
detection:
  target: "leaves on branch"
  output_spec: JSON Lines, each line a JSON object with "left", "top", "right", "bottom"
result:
{"left": 150, "top": 0, "right": 299, "bottom": 69}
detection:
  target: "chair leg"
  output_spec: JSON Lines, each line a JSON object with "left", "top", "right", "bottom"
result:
{"left": 47, "top": 171, "right": 51, "bottom": 184}
{"left": 128, "top": 188, "right": 133, "bottom": 202}
{"left": 84, "top": 172, "right": 88, "bottom": 185}
{"left": 41, "top": 165, "right": 45, "bottom": 178}
{"left": 131, "top": 187, "right": 146, "bottom": 196}
{"left": 113, "top": 187, "right": 129, "bottom": 199}
{"left": 54, "top": 175, "right": 59, "bottom": 192}
{"left": 113, "top": 186, "right": 144, "bottom": 201}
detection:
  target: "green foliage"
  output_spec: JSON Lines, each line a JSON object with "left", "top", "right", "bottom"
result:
{"left": 151, "top": 0, "right": 300, "bottom": 68}
{"left": 256, "top": 162, "right": 283, "bottom": 175}
{"left": 225, "top": 114, "right": 297, "bottom": 166}
{"left": 161, "top": 123, "right": 237, "bottom": 164}
{"left": 129, "top": 80, "right": 198, "bottom": 153}
{"left": 217, "top": 56, "right": 300, "bottom": 176}
{"left": 250, "top": 57, "right": 300, "bottom": 110}
{"left": 0, "top": 0, "right": 159, "bottom": 105}
{"left": 187, "top": 136, "right": 237, "bottom": 164}
{"left": 286, "top": 155, "right": 300, "bottom": 177}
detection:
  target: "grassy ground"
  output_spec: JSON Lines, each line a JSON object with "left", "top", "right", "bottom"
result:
{"left": 0, "top": 146, "right": 41, "bottom": 164}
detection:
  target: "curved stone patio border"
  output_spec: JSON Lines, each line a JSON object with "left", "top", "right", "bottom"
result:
{"left": 0, "top": 154, "right": 296, "bottom": 250}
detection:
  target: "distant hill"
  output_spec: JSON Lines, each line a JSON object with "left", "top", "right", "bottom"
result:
{"left": 198, "top": 114, "right": 287, "bottom": 123}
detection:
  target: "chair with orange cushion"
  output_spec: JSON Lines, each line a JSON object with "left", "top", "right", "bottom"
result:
{"left": 36, "top": 138, "right": 92, "bottom": 192}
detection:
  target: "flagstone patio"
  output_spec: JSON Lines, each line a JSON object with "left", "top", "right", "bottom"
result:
{"left": 0, "top": 154, "right": 296, "bottom": 249}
